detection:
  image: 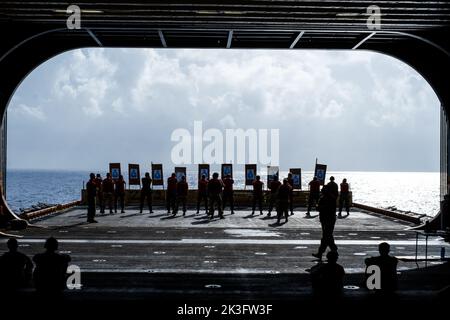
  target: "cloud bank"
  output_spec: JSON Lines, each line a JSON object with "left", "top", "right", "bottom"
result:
{"left": 7, "top": 48, "right": 440, "bottom": 172}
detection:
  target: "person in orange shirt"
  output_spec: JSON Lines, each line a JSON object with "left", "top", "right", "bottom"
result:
{"left": 86, "top": 173, "right": 98, "bottom": 223}
{"left": 307, "top": 176, "right": 321, "bottom": 217}
{"left": 338, "top": 178, "right": 350, "bottom": 218}
{"left": 95, "top": 174, "right": 103, "bottom": 213}
{"left": 267, "top": 176, "right": 281, "bottom": 217}
{"left": 222, "top": 174, "right": 235, "bottom": 215}
{"left": 115, "top": 174, "right": 126, "bottom": 214}
{"left": 197, "top": 175, "right": 209, "bottom": 215}
{"left": 276, "top": 179, "right": 291, "bottom": 224}
{"left": 139, "top": 172, "right": 152, "bottom": 214}
{"left": 252, "top": 175, "right": 264, "bottom": 215}
{"left": 102, "top": 173, "right": 114, "bottom": 214}
{"left": 166, "top": 173, "right": 178, "bottom": 214}
{"left": 287, "top": 172, "right": 295, "bottom": 215}
{"left": 208, "top": 172, "right": 224, "bottom": 219}
{"left": 175, "top": 175, "right": 189, "bottom": 216}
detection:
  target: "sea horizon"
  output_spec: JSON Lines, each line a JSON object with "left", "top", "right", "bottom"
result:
{"left": 5, "top": 169, "right": 441, "bottom": 217}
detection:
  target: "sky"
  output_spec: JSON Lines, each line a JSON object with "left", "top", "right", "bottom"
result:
{"left": 6, "top": 48, "right": 440, "bottom": 172}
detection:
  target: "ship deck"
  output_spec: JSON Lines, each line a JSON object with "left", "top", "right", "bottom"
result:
{"left": 1, "top": 206, "right": 450, "bottom": 316}
{"left": 3, "top": 206, "right": 448, "bottom": 274}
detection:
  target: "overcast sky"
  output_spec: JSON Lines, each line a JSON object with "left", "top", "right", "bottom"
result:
{"left": 6, "top": 48, "right": 440, "bottom": 172}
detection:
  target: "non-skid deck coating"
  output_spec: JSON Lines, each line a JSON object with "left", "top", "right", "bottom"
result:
{"left": 1, "top": 206, "right": 449, "bottom": 274}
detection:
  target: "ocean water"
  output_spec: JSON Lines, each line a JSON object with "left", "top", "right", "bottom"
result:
{"left": 5, "top": 169, "right": 440, "bottom": 216}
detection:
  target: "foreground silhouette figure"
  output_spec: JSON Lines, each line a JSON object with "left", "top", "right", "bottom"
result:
{"left": 0, "top": 238, "right": 33, "bottom": 290}
{"left": 365, "top": 242, "right": 398, "bottom": 292}
{"left": 33, "top": 237, "right": 71, "bottom": 294}
{"left": 310, "top": 251, "right": 345, "bottom": 297}
{"left": 313, "top": 182, "right": 338, "bottom": 260}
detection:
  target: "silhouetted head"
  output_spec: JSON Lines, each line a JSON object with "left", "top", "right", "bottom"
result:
{"left": 330, "top": 176, "right": 335, "bottom": 181}
{"left": 288, "top": 173, "right": 292, "bottom": 178}
{"left": 171, "top": 173, "right": 176, "bottom": 178}
{"left": 212, "top": 172, "right": 219, "bottom": 179}
{"left": 145, "top": 172, "right": 150, "bottom": 178}
{"left": 379, "top": 242, "right": 390, "bottom": 256}
{"left": 96, "top": 174, "right": 101, "bottom": 179}
{"left": 106, "top": 173, "right": 111, "bottom": 179}
{"left": 119, "top": 174, "right": 124, "bottom": 180}
{"left": 343, "top": 178, "right": 347, "bottom": 183}
{"left": 326, "top": 251, "right": 339, "bottom": 263}
{"left": 44, "top": 237, "right": 58, "bottom": 252}
{"left": 7, "top": 238, "right": 18, "bottom": 252}
{"left": 313, "top": 176, "right": 317, "bottom": 181}
{"left": 90, "top": 173, "right": 95, "bottom": 179}
{"left": 181, "top": 175, "right": 186, "bottom": 181}
{"left": 256, "top": 175, "right": 260, "bottom": 181}
{"left": 201, "top": 174, "right": 206, "bottom": 180}
{"left": 283, "top": 178, "right": 288, "bottom": 185}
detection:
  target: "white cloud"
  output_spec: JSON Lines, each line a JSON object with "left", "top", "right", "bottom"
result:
{"left": 53, "top": 49, "right": 117, "bottom": 117}
{"left": 6, "top": 48, "right": 440, "bottom": 171}
{"left": 12, "top": 104, "right": 46, "bottom": 121}
{"left": 219, "top": 114, "right": 236, "bottom": 128}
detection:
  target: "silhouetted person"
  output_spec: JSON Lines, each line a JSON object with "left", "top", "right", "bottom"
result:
{"left": 175, "top": 175, "right": 188, "bottom": 216}
{"left": 222, "top": 174, "right": 235, "bottom": 214}
{"left": 365, "top": 242, "right": 398, "bottom": 292}
{"left": 307, "top": 176, "right": 321, "bottom": 216}
{"left": 102, "top": 173, "right": 114, "bottom": 214}
{"left": 310, "top": 251, "right": 345, "bottom": 297}
{"left": 86, "top": 173, "right": 97, "bottom": 223}
{"left": 167, "top": 173, "right": 178, "bottom": 214}
{"left": 0, "top": 238, "right": 33, "bottom": 290}
{"left": 276, "top": 179, "right": 291, "bottom": 224}
{"left": 287, "top": 172, "right": 295, "bottom": 215}
{"left": 252, "top": 175, "right": 264, "bottom": 215}
{"left": 33, "top": 237, "right": 71, "bottom": 294}
{"left": 442, "top": 194, "right": 450, "bottom": 229}
{"left": 115, "top": 174, "right": 126, "bottom": 214}
{"left": 326, "top": 176, "right": 339, "bottom": 203}
{"left": 313, "top": 184, "right": 338, "bottom": 260}
{"left": 338, "top": 178, "right": 350, "bottom": 218}
{"left": 197, "top": 175, "right": 209, "bottom": 215}
{"left": 208, "top": 172, "right": 224, "bottom": 219}
{"left": 268, "top": 176, "right": 281, "bottom": 217}
{"left": 140, "top": 172, "right": 153, "bottom": 214}
{"left": 95, "top": 173, "right": 103, "bottom": 213}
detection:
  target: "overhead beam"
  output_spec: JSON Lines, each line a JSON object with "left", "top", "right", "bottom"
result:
{"left": 158, "top": 29, "right": 167, "bottom": 48}
{"left": 352, "top": 32, "right": 376, "bottom": 50}
{"left": 86, "top": 29, "right": 103, "bottom": 47}
{"left": 226, "top": 30, "right": 233, "bottom": 48}
{"left": 289, "top": 31, "right": 305, "bottom": 49}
